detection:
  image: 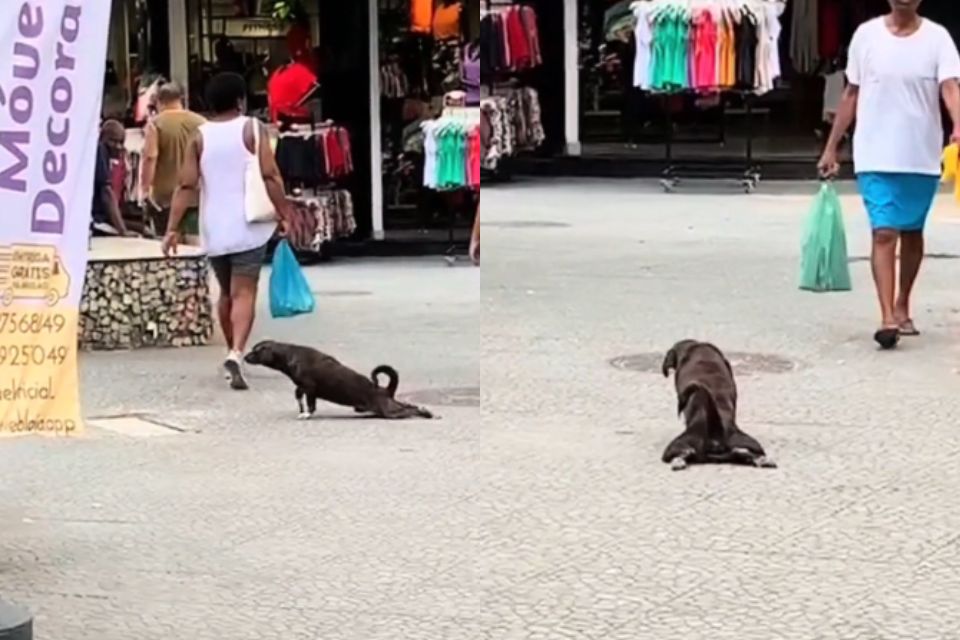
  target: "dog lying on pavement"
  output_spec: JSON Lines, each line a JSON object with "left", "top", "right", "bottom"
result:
{"left": 244, "top": 340, "right": 434, "bottom": 420}
{"left": 660, "top": 340, "right": 775, "bottom": 471}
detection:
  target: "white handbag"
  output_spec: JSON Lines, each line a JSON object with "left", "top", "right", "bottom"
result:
{"left": 244, "top": 117, "right": 277, "bottom": 223}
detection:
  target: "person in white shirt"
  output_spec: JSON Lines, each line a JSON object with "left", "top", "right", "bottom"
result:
{"left": 818, "top": 1, "right": 960, "bottom": 350}
{"left": 163, "top": 73, "right": 291, "bottom": 390}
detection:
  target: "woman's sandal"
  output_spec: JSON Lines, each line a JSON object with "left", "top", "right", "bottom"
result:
{"left": 898, "top": 319, "right": 920, "bottom": 337}
{"left": 874, "top": 327, "right": 901, "bottom": 350}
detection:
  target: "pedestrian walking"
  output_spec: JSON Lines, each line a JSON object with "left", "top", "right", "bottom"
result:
{"left": 139, "top": 82, "right": 205, "bottom": 238}
{"left": 162, "top": 72, "right": 291, "bottom": 390}
{"left": 817, "top": 0, "right": 960, "bottom": 349}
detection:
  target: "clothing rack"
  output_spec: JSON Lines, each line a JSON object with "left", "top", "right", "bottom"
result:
{"left": 434, "top": 98, "right": 481, "bottom": 265}
{"left": 660, "top": 91, "right": 761, "bottom": 193}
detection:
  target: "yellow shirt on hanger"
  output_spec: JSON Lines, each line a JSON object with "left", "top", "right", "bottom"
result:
{"left": 720, "top": 12, "right": 737, "bottom": 88}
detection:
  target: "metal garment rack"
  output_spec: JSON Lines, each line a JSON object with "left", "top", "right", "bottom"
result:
{"left": 660, "top": 91, "right": 762, "bottom": 194}
{"left": 478, "top": 0, "right": 527, "bottom": 183}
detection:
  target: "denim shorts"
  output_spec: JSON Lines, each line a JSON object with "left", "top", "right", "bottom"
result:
{"left": 209, "top": 243, "right": 269, "bottom": 292}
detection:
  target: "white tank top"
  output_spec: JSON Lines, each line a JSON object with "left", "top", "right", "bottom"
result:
{"left": 198, "top": 117, "right": 276, "bottom": 257}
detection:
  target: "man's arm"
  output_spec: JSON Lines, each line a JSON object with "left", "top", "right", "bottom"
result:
{"left": 139, "top": 122, "right": 159, "bottom": 203}
{"left": 101, "top": 185, "right": 129, "bottom": 235}
{"left": 167, "top": 133, "right": 201, "bottom": 235}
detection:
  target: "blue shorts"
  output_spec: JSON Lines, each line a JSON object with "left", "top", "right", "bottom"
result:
{"left": 856, "top": 172, "right": 940, "bottom": 232}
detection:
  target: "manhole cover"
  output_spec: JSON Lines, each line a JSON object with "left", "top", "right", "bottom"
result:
{"left": 312, "top": 290, "right": 372, "bottom": 297}
{"left": 401, "top": 386, "right": 480, "bottom": 407}
{"left": 482, "top": 221, "right": 570, "bottom": 229}
{"left": 610, "top": 352, "right": 800, "bottom": 376}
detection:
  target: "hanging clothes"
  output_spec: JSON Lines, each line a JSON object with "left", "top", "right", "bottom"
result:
{"left": 790, "top": 0, "right": 819, "bottom": 74}
{"left": 734, "top": 7, "right": 759, "bottom": 90}
{"left": 422, "top": 119, "right": 479, "bottom": 191}
{"left": 433, "top": 2, "right": 462, "bottom": 40}
{"left": 463, "top": 43, "right": 481, "bottom": 106}
{"left": 479, "top": 5, "right": 543, "bottom": 74}
{"left": 630, "top": 1, "right": 654, "bottom": 90}
{"left": 692, "top": 10, "right": 719, "bottom": 92}
{"left": 411, "top": 0, "right": 433, "bottom": 34}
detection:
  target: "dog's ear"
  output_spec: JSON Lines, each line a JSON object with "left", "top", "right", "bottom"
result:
{"left": 661, "top": 347, "right": 679, "bottom": 378}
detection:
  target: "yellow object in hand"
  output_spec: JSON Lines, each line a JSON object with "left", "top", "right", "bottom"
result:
{"left": 943, "top": 143, "right": 960, "bottom": 203}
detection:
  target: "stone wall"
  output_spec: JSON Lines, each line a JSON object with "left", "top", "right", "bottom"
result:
{"left": 80, "top": 257, "right": 214, "bottom": 351}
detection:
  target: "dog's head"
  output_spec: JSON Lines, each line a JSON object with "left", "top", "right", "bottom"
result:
{"left": 244, "top": 340, "right": 283, "bottom": 367}
{"left": 661, "top": 340, "right": 700, "bottom": 377}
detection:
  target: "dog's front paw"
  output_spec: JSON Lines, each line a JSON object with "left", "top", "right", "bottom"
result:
{"left": 297, "top": 412, "right": 312, "bottom": 421}
{"left": 670, "top": 457, "right": 688, "bottom": 471}
{"left": 755, "top": 456, "right": 777, "bottom": 469}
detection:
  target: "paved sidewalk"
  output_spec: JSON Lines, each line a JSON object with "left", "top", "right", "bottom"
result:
{"left": 5, "top": 177, "right": 960, "bottom": 639}
{"left": 0, "top": 258, "right": 480, "bottom": 640}
{"left": 481, "top": 179, "right": 960, "bottom": 639}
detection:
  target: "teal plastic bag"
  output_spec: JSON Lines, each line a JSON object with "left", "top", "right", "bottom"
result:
{"left": 799, "top": 182, "right": 852, "bottom": 292}
{"left": 269, "top": 240, "right": 316, "bottom": 318}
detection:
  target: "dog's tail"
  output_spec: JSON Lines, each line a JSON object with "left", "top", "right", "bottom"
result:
{"left": 371, "top": 365, "right": 399, "bottom": 397}
{"left": 677, "top": 383, "right": 723, "bottom": 435}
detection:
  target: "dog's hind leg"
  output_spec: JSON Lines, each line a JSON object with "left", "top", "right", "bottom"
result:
{"left": 662, "top": 434, "right": 700, "bottom": 471}
{"left": 727, "top": 430, "right": 776, "bottom": 468}
{"left": 380, "top": 401, "right": 434, "bottom": 420}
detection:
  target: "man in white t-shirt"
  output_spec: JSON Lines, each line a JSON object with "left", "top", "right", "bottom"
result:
{"left": 818, "top": 1, "right": 960, "bottom": 350}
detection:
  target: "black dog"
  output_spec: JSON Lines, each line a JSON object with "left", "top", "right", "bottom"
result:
{"left": 244, "top": 340, "right": 434, "bottom": 420}
{"left": 661, "top": 340, "right": 775, "bottom": 471}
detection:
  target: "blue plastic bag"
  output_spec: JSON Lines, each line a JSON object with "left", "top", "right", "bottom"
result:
{"left": 269, "top": 240, "right": 315, "bottom": 318}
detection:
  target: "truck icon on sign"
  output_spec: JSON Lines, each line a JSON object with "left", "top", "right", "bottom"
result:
{"left": 0, "top": 244, "right": 71, "bottom": 306}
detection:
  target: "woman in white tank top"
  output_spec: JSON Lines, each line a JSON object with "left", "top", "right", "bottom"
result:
{"left": 162, "top": 72, "right": 291, "bottom": 390}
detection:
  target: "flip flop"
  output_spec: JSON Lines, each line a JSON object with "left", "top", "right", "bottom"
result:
{"left": 898, "top": 319, "right": 920, "bottom": 337}
{"left": 874, "top": 327, "right": 901, "bottom": 350}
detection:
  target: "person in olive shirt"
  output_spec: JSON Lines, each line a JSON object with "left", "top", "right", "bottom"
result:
{"left": 139, "top": 82, "right": 205, "bottom": 236}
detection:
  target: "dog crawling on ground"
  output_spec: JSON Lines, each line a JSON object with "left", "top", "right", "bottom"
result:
{"left": 244, "top": 340, "right": 434, "bottom": 420}
{"left": 660, "top": 340, "right": 776, "bottom": 471}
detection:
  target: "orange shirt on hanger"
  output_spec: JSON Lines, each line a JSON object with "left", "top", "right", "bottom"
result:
{"left": 433, "top": 2, "right": 462, "bottom": 40}
{"left": 412, "top": 0, "right": 433, "bottom": 34}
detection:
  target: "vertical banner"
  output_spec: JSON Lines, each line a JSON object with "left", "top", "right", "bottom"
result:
{"left": 0, "top": 3, "right": 111, "bottom": 436}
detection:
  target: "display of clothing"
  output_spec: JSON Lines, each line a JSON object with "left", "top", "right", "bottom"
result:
{"left": 421, "top": 117, "right": 480, "bottom": 191}
{"left": 285, "top": 191, "right": 357, "bottom": 253}
{"left": 275, "top": 125, "right": 354, "bottom": 188}
{"left": 380, "top": 61, "right": 410, "bottom": 99}
{"left": 632, "top": 2, "right": 782, "bottom": 95}
{"left": 479, "top": 86, "right": 543, "bottom": 171}
{"left": 479, "top": 5, "right": 542, "bottom": 75}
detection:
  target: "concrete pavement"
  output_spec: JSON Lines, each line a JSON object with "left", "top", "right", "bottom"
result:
{"left": 0, "top": 257, "right": 481, "bottom": 640}
{"left": 4, "top": 177, "right": 960, "bottom": 639}
{"left": 480, "top": 179, "right": 960, "bottom": 639}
